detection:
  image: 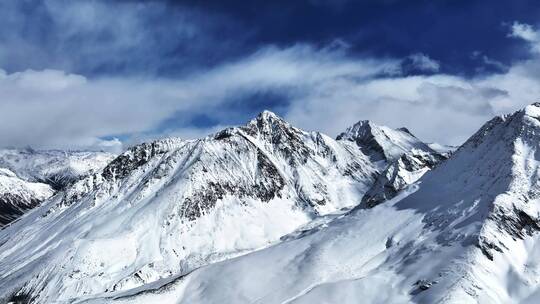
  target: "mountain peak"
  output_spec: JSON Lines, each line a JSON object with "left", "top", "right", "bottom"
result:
{"left": 460, "top": 102, "right": 540, "bottom": 152}
{"left": 337, "top": 119, "right": 435, "bottom": 163}
{"left": 240, "top": 110, "right": 300, "bottom": 139}
{"left": 395, "top": 101, "right": 540, "bottom": 261}
{"left": 336, "top": 120, "right": 375, "bottom": 141}
{"left": 250, "top": 110, "right": 288, "bottom": 127}
{"left": 258, "top": 109, "right": 280, "bottom": 119}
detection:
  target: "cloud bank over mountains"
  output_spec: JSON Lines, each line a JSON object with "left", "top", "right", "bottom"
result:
{"left": 2, "top": 1, "right": 540, "bottom": 151}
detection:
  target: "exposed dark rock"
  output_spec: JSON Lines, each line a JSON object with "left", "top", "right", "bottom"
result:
{"left": 490, "top": 206, "right": 540, "bottom": 240}
{"left": 180, "top": 150, "right": 285, "bottom": 220}
{"left": 6, "top": 292, "right": 33, "bottom": 304}
{"left": 476, "top": 236, "right": 503, "bottom": 261}
{"left": 410, "top": 279, "right": 437, "bottom": 295}
{"left": 0, "top": 194, "right": 41, "bottom": 227}
{"left": 102, "top": 142, "right": 165, "bottom": 181}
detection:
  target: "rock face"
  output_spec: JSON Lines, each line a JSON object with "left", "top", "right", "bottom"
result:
{"left": 0, "top": 111, "right": 380, "bottom": 303}
{"left": 0, "top": 149, "right": 114, "bottom": 227}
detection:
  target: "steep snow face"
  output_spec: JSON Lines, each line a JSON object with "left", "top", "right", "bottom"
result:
{"left": 0, "top": 168, "right": 54, "bottom": 227}
{"left": 0, "top": 149, "right": 115, "bottom": 190}
{"left": 108, "top": 103, "right": 540, "bottom": 304}
{"left": 337, "top": 120, "right": 437, "bottom": 164}
{"left": 0, "top": 111, "right": 378, "bottom": 303}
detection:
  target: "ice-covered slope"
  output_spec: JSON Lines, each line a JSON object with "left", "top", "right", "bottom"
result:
{"left": 0, "top": 149, "right": 115, "bottom": 190}
{"left": 337, "top": 120, "right": 437, "bottom": 164}
{"left": 110, "top": 103, "right": 540, "bottom": 304}
{"left": 0, "top": 168, "right": 54, "bottom": 227}
{"left": 0, "top": 111, "right": 379, "bottom": 303}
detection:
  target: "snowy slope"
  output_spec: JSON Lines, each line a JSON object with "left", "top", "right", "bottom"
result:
{"left": 0, "top": 111, "right": 379, "bottom": 303}
{"left": 101, "top": 103, "right": 540, "bottom": 304}
{"left": 0, "top": 168, "right": 54, "bottom": 227}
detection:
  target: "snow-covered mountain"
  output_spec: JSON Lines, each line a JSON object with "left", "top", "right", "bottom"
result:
{"left": 105, "top": 102, "right": 540, "bottom": 304}
{"left": 0, "top": 168, "right": 54, "bottom": 227}
{"left": 361, "top": 150, "right": 446, "bottom": 207}
{"left": 336, "top": 120, "right": 438, "bottom": 164}
{"left": 0, "top": 149, "right": 114, "bottom": 227}
{"left": 0, "top": 149, "right": 115, "bottom": 190}
{"left": 0, "top": 111, "right": 387, "bottom": 303}
{"left": 337, "top": 120, "right": 447, "bottom": 207}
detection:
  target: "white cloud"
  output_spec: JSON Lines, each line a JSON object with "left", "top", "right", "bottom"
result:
{"left": 509, "top": 21, "right": 540, "bottom": 53}
{"left": 285, "top": 74, "right": 501, "bottom": 145}
{"left": 408, "top": 53, "right": 440, "bottom": 72}
{"left": 4, "top": 22, "right": 540, "bottom": 150}
{"left": 482, "top": 55, "right": 508, "bottom": 71}
{"left": 0, "top": 45, "right": 400, "bottom": 151}
{"left": 509, "top": 22, "right": 539, "bottom": 42}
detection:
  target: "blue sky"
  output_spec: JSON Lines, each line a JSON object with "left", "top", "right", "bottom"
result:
{"left": 1, "top": 0, "right": 540, "bottom": 151}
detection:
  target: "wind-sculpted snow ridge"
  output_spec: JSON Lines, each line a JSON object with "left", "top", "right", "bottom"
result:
{"left": 0, "top": 111, "right": 380, "bottom": 303}
{"left": 96, "top": 103, "right": 540, "bottom": 304}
